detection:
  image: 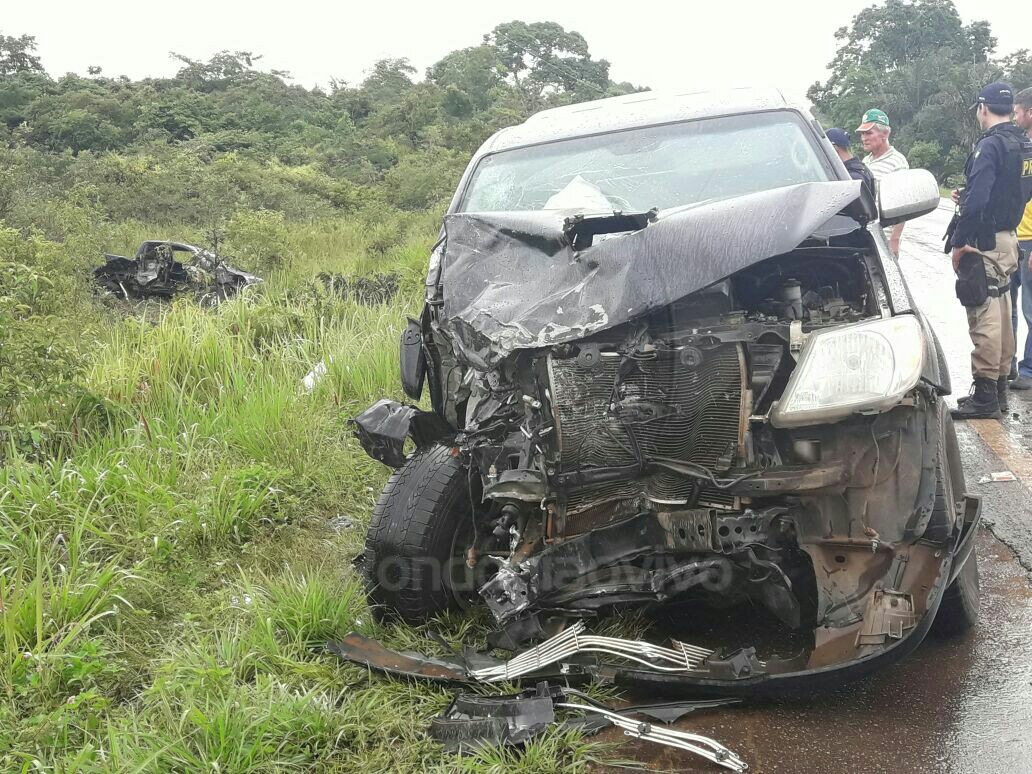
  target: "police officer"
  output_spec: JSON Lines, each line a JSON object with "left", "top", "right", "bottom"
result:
{"left": 949, "top": 82, "right": 1032, "bottom": 420}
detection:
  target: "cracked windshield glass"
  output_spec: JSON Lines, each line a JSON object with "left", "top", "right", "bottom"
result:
{"left": 460, "top": 110, "right": 832, "bottom": 213}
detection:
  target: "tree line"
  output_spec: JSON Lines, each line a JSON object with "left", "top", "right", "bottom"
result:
{"left": 0, "top": 21, "right": 637, "bottom": 238}
{"left": 808, "top": 0, "right": 1031, "bottom": 183}
{"left": 1, "top": 1, "right": 1030, "bottom": 240}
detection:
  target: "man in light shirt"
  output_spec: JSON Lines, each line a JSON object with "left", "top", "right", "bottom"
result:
{"left": 856, "top": 108, "right": 909, "bottom": 255}
{"left": 1009, "top": 87, "right": 1032, "bottom": 390}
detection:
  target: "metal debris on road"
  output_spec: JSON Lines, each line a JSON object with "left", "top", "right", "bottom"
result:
{"left": 426, "top": 680, "right": 746, "bottom": 771}
{"left": 327, "top": 620, "right": 713, "bottom": 685}
{"left": 469, "top": 621, "right": 713, "bottom": 682}
{"left": 978, "top": 471, "right": 1018, "bottom": 483}
{"left": 326, "top": 632, "right": 470, "bottom": 682}
{"left": 428, "top": 682, "right": 559, "bottom": 751}
{"left": 328, "top": 514, "right": 354, "bottom": 531}
{"left": 556, "top": 699, "right": 748, "bottom": 771}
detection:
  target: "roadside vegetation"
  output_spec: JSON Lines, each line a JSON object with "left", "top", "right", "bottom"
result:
{"left": 0, "top": 21, "right": 627, "bottom": 772}
{"left": 0, "top": 2, "right": 1029, "bottom": 770}
{"left": 2, "top": 211, "right": 620, "bottom": 771}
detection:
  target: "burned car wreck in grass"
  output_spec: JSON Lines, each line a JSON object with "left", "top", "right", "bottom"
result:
{"left": 94, "top": 240, "right": 260, "bottom": 302}
{"left": 351, "top": 88, "right": 981, "bottom": 693}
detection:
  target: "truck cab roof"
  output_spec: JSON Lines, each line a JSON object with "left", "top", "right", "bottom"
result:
{"left": 479, "top": 87, "right": 799, "bottom": 154}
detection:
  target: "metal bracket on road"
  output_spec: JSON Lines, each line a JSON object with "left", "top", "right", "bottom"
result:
{"left": 556, "top": 701, "right": 749, "bottom": 772}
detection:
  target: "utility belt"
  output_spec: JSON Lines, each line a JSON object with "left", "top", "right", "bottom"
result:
{"left": 955, "top": 252, "right": 1006, "bottom": 307}
{"left": 943, "top": 213, "right": 999, "bottom": 254}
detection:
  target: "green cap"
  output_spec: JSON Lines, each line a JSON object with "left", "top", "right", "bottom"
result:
{"left": 856, "top": 108, "right": 890, "bottom": 131}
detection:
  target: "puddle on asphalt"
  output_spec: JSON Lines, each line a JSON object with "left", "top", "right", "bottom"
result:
{"left": 593, "top": 532, "right": 1032, "bottom": 773}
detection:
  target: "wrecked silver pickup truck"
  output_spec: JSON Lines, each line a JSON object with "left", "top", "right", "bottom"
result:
{"left": 94, "top": 240, "right": 259, "bottom": 302}
{"left": 352, "top": 88, "right": 980, "bottom": 693}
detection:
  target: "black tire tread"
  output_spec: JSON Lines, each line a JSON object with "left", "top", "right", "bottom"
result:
{"left": 363, "top": 445, "right": 470, "bottom": 621}
{"left": 931, "top": 549, "right": 980, "bottom": 636}
{"left": 930, "top": 405, "right": 980, "bottom": 636}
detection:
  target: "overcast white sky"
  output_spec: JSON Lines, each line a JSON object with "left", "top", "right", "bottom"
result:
{"left": 6, "top": 0, "right": 1029, "bottom": 103}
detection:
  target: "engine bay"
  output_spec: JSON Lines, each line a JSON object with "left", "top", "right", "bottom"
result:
{"left": 446, "top": 250, "right": 893, "bottom": 636}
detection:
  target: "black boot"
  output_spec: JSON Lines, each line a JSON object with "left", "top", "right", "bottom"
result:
{"left": 997, "top": 377, "right": 1010, "bottom": 412}
{"left": 957, "top": 377, "right": 1010, "bottom": 412}
{"left": 952, "top": 377, "right": 1002, "bottom": 420}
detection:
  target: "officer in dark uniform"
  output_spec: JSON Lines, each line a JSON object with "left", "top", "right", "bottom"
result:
{"left": 948, "top": 82, "right": 1032, "bottom": 419}
{"left": 825, "top": 128, "right": 875, "bottom": 197}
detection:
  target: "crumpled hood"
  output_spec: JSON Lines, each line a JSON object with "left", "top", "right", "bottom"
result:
{"left": 440, "top": 180, "right": 866, "bottom": 367}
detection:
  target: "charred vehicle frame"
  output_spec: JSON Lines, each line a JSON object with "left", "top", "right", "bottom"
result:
{"left": 352, "top": 88, "right": 980, "bottom": 693}
{"left": 94, "top": 240, "right": 260, "bottom": 302}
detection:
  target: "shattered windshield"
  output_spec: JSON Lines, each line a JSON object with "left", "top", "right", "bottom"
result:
{"left": 459, "top": 110, "right": 832, "bottom": 213}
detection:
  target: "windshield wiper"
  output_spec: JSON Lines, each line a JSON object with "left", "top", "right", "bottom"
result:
{"left": 562, "top": 207, "right": 659, "bottom": 250}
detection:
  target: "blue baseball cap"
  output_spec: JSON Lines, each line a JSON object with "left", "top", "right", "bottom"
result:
{"left": 825, "top": 128, "right": 851, "bottom": 149}
{"left": 972, "top": 81, "right": 1014, "bottom": 110}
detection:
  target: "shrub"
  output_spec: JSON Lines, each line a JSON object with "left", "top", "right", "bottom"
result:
{"left": 0, "top": 228, "right": 89, "bottom": 459}
{"left": 224, "top": 209, "right": 293, "bottom": 273}
{"left": 907, "top": 141, "right": 944, "bottom": 180}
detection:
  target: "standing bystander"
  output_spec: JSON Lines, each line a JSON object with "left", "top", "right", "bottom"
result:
{"left": 948, "top": 83, "right": 1032, "bottom": 420}
{"left": 1008, "top": 88, "right": 1032, "bottom": 391}
{"left": 826, "top": 128, "right": 875, "bottom": 197}
{"left": 856, "top": 108, "right": 909, "bottom": 254}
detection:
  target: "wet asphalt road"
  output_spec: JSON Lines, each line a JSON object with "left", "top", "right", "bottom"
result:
{"left": 599, "top": 204, "right": 1032, "bottom": 773}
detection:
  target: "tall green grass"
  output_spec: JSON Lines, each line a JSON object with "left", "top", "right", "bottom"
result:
{"left": 0, "top": 212, "right": 621, "bottom": 772}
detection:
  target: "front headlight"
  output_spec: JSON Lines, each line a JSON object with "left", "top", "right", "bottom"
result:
{"left": 771, "top": 316, "right": 925, "bottom": 428}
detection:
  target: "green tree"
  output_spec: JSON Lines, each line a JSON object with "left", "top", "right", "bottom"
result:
{"left": 486, "top": 21, "right": 612, "bottom": 110}
{"left": 906, "top": 140, "right": 944, "bottom": 177}
{"left": 0, "top": 31, "right": 44, "bottom": 76}
{"left": 358, "top": 58, "right": 416, "bottom": 106}
{"left": 428, "top": 45, "right": 506, "bottom": 115}
{"left": 1000, "top": 49, "right": 1032, "bottom": 91}
{"left": 170, "top": 50, "right": 274, "bottom": 91}
{"left": 807, "top": 0, "right": 1028, "bottom": 181}
{"left": 0, "top": 70, "right": 51, "bottom": 129}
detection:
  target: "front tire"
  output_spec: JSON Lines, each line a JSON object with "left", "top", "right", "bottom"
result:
{"left": 932, "top": 548, "right": 980, "bottom": 636}
{"left": 930, "top": 405, "right": 980, "bottom": 636}
{"left": 362, "top": 445, "right": 478, "bottom": 622}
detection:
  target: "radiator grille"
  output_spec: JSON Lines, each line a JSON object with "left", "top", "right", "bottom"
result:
{"left": 549, "top": 345, "right": 745, "bottom": 515}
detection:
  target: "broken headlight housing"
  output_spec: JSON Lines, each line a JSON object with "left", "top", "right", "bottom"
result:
{"left": 771, "top": 315, "right": 925, "bottom": 428}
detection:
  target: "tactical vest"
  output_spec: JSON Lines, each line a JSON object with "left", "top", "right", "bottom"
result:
{"left": 979, "top": 123, "right": 1032, "bottom": 232}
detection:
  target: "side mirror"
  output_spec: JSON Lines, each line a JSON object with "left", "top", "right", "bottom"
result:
{"left": 399, "top": 317, "right": 426, "bottom": 400}
{"left": 878, "top": 168, "right": 941, "bottom": 226}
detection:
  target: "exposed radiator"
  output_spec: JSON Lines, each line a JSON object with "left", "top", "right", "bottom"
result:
{"left": 548, "top": 345, "right": 746, "bottom": 516}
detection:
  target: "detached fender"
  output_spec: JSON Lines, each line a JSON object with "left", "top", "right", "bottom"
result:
{"left": 350, "top": 399, "right": 454, "bottom": 468}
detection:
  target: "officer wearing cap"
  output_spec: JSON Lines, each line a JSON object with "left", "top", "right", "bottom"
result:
{"left": 948, "top": 82, "right": 1032, "bottom": 420}
{"left": 856, "top": 108, "right": 909, "bottom": 254}
{"left": 826, "top": 128, "right": 875, "bottom": 197}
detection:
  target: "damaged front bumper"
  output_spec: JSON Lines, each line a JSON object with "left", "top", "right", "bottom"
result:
{"left": 330, "top": 493, "right": 980, "bottom": 694}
